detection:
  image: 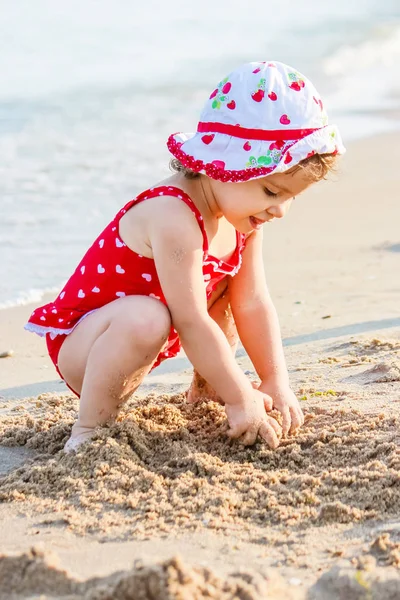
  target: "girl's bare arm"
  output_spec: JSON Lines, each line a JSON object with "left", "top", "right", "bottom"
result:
{"left": 146, "top": 196, "right": 255, "bottom": 407}
{"left": 228, "top": 228, "right": 289, "bottom": 384}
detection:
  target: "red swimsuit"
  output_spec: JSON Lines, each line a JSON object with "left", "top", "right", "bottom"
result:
{"left": 25, "top": 186, "right": 246, "bottom": 394}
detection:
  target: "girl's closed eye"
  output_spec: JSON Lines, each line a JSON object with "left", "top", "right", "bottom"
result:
{"left": 264, "top": 187, "right": 278, "bottom": 197}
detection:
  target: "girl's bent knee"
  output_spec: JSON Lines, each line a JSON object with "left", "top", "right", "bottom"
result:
{"left": 113, "top": 298, "right": 171, "bottom": 347}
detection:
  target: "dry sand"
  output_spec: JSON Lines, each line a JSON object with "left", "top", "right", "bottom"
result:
{"left": 1, "top": 133, "right": 400, "bottom": 599}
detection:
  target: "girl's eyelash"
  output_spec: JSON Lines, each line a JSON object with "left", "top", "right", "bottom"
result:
{"left": 264, "top": 187, "right": 278, "bottom": 197}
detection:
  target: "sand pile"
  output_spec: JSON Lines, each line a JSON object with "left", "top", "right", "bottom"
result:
{"left": 0, "top": 547, "right": 300, "bottom": 600}
{"left": 0, "top": 392, "right": 399, "bottom": 538}
{"left": 2, "top": 546, "right": 400, "bottom": 600}
{"left": 319, "top": 336, "right": 400, "bottom": 371}
{"left": 309, "top": 561, "right": 400, "bottom": 600}
{"left": 369, "top": 533, "right": 400, "bottom": 568}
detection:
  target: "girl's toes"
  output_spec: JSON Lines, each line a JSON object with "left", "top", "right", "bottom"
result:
{"left": 64, "top": 428, "right": 96, "bottom": 453}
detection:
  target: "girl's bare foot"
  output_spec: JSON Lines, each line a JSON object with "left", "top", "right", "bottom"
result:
{"left": 186, "top": 371, "right": 260, "bottom": 405}
{"left": 186, "top": 371, "right": 224, "bottom": 405}
{"left": 64, "top": 424, "right": 96, "bottom": 453}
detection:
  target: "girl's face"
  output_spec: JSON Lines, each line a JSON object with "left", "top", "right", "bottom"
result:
{"left": 208, "top": 168, "right": 315, "bottom": 233}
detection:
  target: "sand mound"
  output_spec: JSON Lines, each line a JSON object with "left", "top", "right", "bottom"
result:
{"left": 324, "top": 336, "right": 400, "bottom": 368}
{"left": 0, "top": 393, "right": 399, "bottom": 539}
{"left": 370, "top": 532, "right": 400, "bottom": 568}
{"left": 346, "top": 361, "right": 400, "bottom": 385}
{"left": 349, "top": 338, "right": 400, "bottom": 356}
{"left": 0, "top": 547, "right": 299, "bottom": 600}
{"left": 309, "top": 562, "right": 400, "bottom": 600}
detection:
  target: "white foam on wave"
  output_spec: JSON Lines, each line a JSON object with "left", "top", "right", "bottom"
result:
{"left": 324, "top": 25, "right": 400, "bottom": 75}
{"left": 0, "top": 286, "right": 61, "bottom": 311}
{"left": 323, "top": 25, "right": 400, "bottom": 112}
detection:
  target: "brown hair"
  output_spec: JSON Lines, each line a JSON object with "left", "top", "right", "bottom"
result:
{"left": 169, "top": 152, "right": 338, "bottom": 183}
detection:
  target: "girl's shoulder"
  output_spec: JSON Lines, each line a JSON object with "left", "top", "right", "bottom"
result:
{"left": 119, "top": 185, "right": 208, "bottom": 258}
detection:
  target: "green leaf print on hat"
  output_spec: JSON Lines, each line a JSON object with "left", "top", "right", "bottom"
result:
{"left": 211, "top": 77, "right": 234, "bottom": 111}
{"left": 245, "top": 149, "right": 282, "bottom": 168}
{"left": 288, "top": 71, "right": 305, "bottom": 91}
{"left": 251, "top": 78, "right": 267, "bottom": 102}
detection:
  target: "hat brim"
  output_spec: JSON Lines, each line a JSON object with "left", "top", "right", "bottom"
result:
{"left": 167, "top": 126, "right": 345, "bottom": 183}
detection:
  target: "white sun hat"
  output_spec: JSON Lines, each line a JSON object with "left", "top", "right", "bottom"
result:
{"left": 167, "top": 61, "right": 345, "bottom": 182}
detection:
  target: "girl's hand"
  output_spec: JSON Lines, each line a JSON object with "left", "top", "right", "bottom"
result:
{"left": 225, "top": 389, "right": 282, "bottom": 449}
{"left": 257, "top": 379, "right": 304, "bottom": 436}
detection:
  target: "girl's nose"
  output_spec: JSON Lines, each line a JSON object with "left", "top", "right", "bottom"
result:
{"left": 268, "top": 202, "right": 287, "bottom": 219}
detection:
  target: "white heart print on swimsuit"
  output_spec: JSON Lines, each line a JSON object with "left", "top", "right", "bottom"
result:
{"left": 167, "top": 61, "right": 345, "bottom": 182}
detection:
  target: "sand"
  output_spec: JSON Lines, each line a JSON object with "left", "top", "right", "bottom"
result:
{"left": 1, "top": 132, "right": 400, "bottom": 599}
{"left": 0, "top": 548, "right": 292, "bottom": 600}
{"left": 0, "top": 388, "right": 399, "bottom": 539}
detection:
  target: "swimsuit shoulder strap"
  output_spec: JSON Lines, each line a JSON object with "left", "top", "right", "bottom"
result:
{"left": 119, "top": 185, "right": 209, "bottom": 254}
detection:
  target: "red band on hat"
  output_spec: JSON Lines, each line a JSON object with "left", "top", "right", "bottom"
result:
{"left": 197, "top": 121, "right": 321, "bottom": 141}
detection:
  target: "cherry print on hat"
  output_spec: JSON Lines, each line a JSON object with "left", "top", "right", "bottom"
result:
{"left": 210, "top": 77, "right": 235, "bottom": 110}
{"left": 202, "top": 134, "right": 214, "bottom": 145}
{"left": 251, "top": 78, "right": 266, "bottom": 102}
{"left": 167, "top": 61, "right": 345, "bottom": 182}
{"left": 284, "top": 152, "right": 293, "bottom": 164}
{"left": 270, "top": 140, "right": 285, "bottom": 151}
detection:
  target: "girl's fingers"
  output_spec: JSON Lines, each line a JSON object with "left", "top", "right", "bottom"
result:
{"left": 241, "top": 425, "right": 260, "bottom": 446}
{"left": 280, "top": 407, "right": 291, "bottom": 436}
{"left": 227, "top": 424, "right": 246, "bottom": 440}
{"left": 267, "top": 416, "right": 283, "bottom": 438}
{"left": 263, "top": 395, "right": 273, "bottom": 412}
{"left": 258, "top": 422, "right": 280, "bottom": 449}
{"left": 289, "top": 406, "right": 303, "bottom": 434}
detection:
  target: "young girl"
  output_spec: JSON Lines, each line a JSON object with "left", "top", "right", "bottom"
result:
{"left": 25, "top": 61, "right": 345, "bottom": 452}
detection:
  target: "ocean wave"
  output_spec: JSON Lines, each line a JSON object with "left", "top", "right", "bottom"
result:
{"left": 323, "top": 24, "right": 400, "bottom": 76}
{"left": 0, "top": 286, "right": 61, "bottom": 311}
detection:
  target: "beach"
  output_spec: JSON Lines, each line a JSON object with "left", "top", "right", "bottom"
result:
{"left": 1, "top": 132, "right": 399, "bottom": 598}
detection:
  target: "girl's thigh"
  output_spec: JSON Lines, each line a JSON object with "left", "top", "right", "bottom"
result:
{"left": 57, "top": 295, "right": 171, "bottom": 395}
{"left": 207, "top": 277, "right": 229, "bottom": 310}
